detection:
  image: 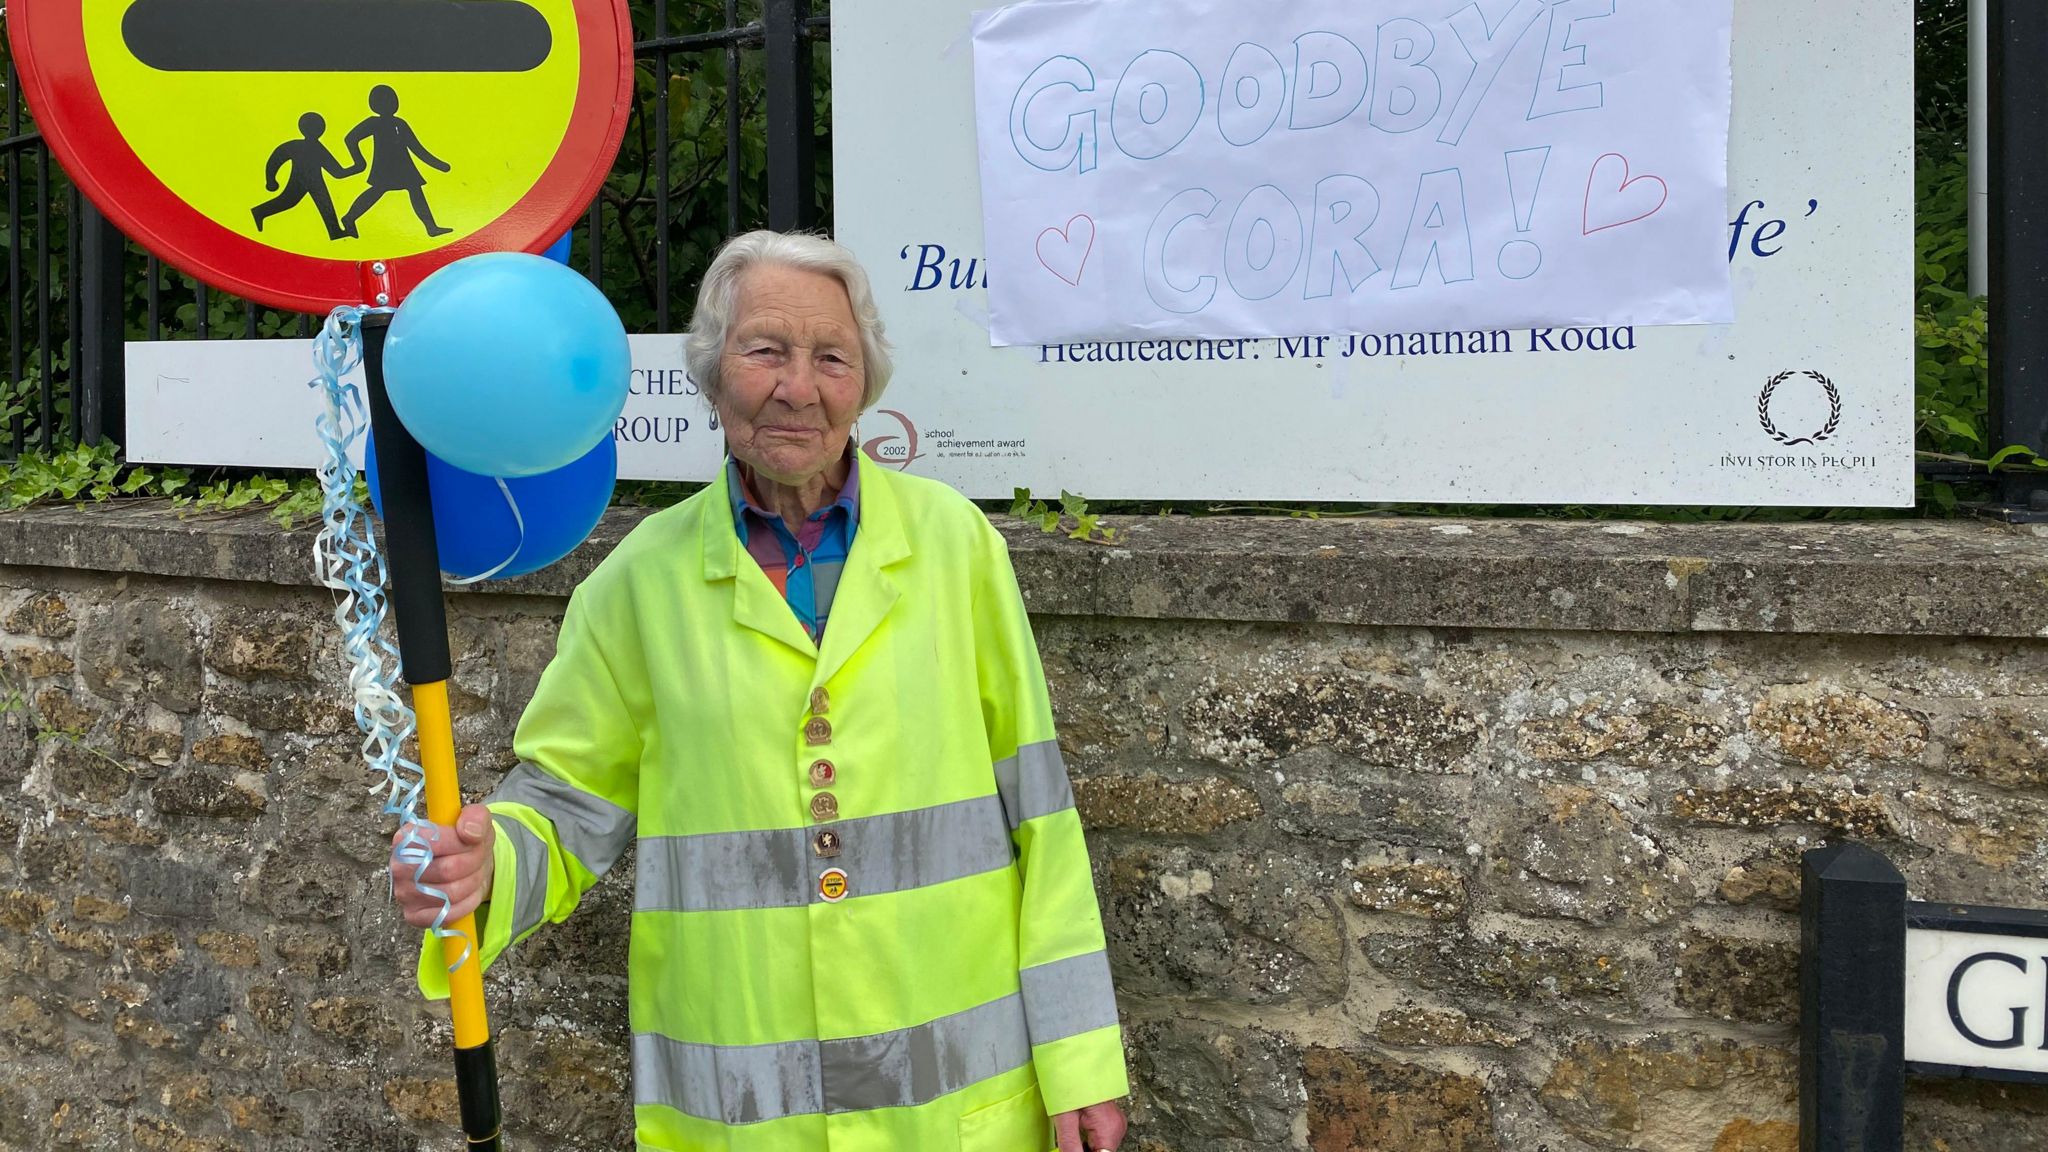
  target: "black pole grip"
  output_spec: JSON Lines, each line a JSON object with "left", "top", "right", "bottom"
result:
{"left": 360, "top": 313, "right": 454, "bottom": 685}
{"left": 454, "top": 1040, "right": 504, "bottom": 1149}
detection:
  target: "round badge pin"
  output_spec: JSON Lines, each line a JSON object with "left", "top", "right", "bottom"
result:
{"left": 818, "top": 868, "right": 849, "bottom": 903}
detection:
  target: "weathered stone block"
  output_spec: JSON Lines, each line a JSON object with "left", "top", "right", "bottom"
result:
{"left": 1374, "top": 1006, "right": 1523, "bottom": 1049}
{"left": 498, "top": 1028, "right": 634, "bottom": 1148}
{"left": 1304, "top": 1048, "right": 1495, "bottom": 1152}
{"left": 1720, "top": 847, "right": 1803, "bottom": 912}
{"left": 1518, "top": 701, "right": 1728, "bottom": 767}
{"left": 1541, "top": 1034, "right": 1796, "bottom": 1152}
{"left": 246, "top": 985, "right": 293, "bottom": 1035}
{"left": 46, "top": 741, "right": 134, "bottom": 806}
{"left": 250, "top": 852, "right": 357, "bottom": 923}
{"left": 1943, "top": 705, "right": 2048, "bottom": 790}
{"left": 126, "top": 932, "right": 183, "bottom": 974}
{"left": 0, "top": 993, "right": 62, "bottom": 1051}
{"left": 1672, "top": 785, "right": 1896, "bottom": 838}
{"left": 306, "top": 997, "right": 400, "bottom": 1053}
{"left": 220, "top": 1092, "right": 299, "bottom": 1135}
{"left": 195, "top": 931, "right": 258, "bottom": 969}
{"left": 1674, "top": 929, "right": 1800, "bottom": 1025}
{"left": 33, "top": 689, "right": 100, "bottom": 735}
{"left": 314, "top": 1103, "right": 421, "bottom": 1152}
{"left": 1348, "top": 859, "right": 1467, "bottom": 921}
{"left": 383, "top": 1076, "right": 461, "bottom": 1127}
{"left": 3, "top": 642, "right": 77, "bottom": 679}
{"left": 268, "top": 926, "right": 350, "bottom": 980}
{"left": 152, "top": 767, "right": 267, "bottom": 819}
{"left": 1490, "top": 784, "right": 1694, "bottom": 926}
{"left": 190, "top": 732, "right": 269, "bottom": 773}
{"left": 112, "top": 1009, "right": 181, "bottom": 1050}
{"left": 1747, "top": 687, "right": 1928, "bottom": 768}
{"left": 1271, "top": 750, "right": 1473, "bottom": 848}
{"left": 128, "top": 859, "right": 226, "bottom": 920}
{"left": 1072, "top": 773, "right": 1261, "bottom": 834}
{"left": 0, "top": 889, "right": 54, "bottom": 932}
{"left": 1364, "top": 929, "right": 1635, "bottom": 1007}
{"left": 210, "top": 684, "right": 351, "bottom": 738}
{"left": 77, "top": 599, "right": 202, "bottom": 713}
{"left": 154, "top": 963, "right": 232, "bottom": 1027}
{"left": 5, "top": 592, "right": 76, "bottom": 639}
{"left": 1185, "top": 671, "right": 1479, "bottom": 771}
{"left": 204, "top": 611, "right": 315, "bottom": 682}
{"left": 1104, "top": 844, "right": 1346, "bottom": 1005}
{"left": 1127, "top": 1017, "right": 1301, "bottom": 1149}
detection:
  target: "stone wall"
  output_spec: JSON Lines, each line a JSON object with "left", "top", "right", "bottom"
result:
{"left": 3, "top": 504, "right": 2048, "bottom": 1151}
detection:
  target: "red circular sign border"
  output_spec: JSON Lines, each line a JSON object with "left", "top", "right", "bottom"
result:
{"left": 6, "top": 0, "right": 632, "bottom": 313}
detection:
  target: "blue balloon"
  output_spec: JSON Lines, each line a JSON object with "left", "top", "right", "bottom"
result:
{"left": 383, "top": 251, "right": 630, "bottom": 478}
{"left": 542, "top": 232, "right": 573, "bottom": 265}
{"left": 365, "top": 432, "right": 617, "bottom": 580}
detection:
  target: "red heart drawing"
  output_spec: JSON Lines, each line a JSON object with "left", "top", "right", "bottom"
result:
{"left": 1582, "top": 153, "right": 1668, "bottom": 235}
{"left": 1037, "top": 214, "right": 1096, "bottom": 286}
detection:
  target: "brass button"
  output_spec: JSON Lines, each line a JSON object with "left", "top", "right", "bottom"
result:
{"left": 813, "top": 829, "right": 842, "bottom": 858}
{"left": 809, "top": 759, "right": 837, "bottom": 788}
{"left": 810, "top": 687, "right": 830, "bottom": 715}
{"left": 804, "top": 717, "right": 832, "bottom": 746}
{"left": 810, "top": 792, "right": 839, "bottom": 822}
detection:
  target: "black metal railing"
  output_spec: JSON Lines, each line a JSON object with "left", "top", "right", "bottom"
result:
{"left": 0, "top": 0, "right": 826, "bottom": 464}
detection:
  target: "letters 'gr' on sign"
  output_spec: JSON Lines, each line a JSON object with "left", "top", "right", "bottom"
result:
{"left": 6, "top": 0, "right": 632, "bottom": 312}
{"left": 1906, "top": 905, "right": 2048, "bottom": 1082}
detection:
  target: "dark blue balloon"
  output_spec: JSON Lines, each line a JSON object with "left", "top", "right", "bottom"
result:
{"left": 365, "top": 433, "right": 616, "bottom": 580}
{"left": 542, "top": 232, "right": 573, "bottom": 265}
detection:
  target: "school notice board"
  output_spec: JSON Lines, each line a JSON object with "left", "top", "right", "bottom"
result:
{"left": 831, "top": 0, "right": 1914, "bottom": 505}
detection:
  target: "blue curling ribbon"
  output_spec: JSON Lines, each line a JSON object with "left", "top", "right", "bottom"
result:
{"left": 307, "top": 305, "right": 470, "bottom": 971}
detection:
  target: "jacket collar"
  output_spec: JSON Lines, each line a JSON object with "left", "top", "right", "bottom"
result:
{"left": 703, "top": 449, "right": 911, "bottom": 675}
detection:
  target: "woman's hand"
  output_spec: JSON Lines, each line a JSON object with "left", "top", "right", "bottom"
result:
{"left": 390, "top": 803, "right": 496, "bottom": 927}
{"left": 1053, "top": 1100, "right": 1126, "bottom": 1152}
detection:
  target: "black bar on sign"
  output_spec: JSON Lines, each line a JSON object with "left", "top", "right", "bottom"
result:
{"left": 1799, "top": 842, "right": 1907, "bottom": 1152}
{"left": 124, "top": 0, "right": 552, "bottom": 72}
{"left": 1991, "top": 0, "right": 2048, "bottom": 507}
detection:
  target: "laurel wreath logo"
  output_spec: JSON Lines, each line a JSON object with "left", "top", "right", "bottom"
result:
{"left": 1757, "top": 370, "right": 1842, "bottom": 446}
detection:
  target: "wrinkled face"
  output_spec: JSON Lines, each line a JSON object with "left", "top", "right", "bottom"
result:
{"left": 715, "top": 264, "right": 867, "bottom": 487}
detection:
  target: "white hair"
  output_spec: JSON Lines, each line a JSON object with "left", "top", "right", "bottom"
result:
{"left": 684, "top": 230, "right": 894, "bottom": 408}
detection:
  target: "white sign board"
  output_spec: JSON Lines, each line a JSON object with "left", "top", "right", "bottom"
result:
{"left": 833, "top": 0, "right": 1914, "bottom": 505}
{"left": 126, "top": 336, "right": 721, "bottom": 479}
{"left": 970, "top": 0, "right": 1735, "bottom": 345}
{"left": 1906, "top": 926, "right": 2048, "bottom": 1078}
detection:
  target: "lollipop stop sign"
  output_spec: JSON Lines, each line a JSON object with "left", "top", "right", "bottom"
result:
{"left": 5, "top": 0, "right": 632, "bottom": 311}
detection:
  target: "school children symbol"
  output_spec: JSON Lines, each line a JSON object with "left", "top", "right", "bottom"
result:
{"left": 255, "top": 85, "right": 454, "bottom": 241}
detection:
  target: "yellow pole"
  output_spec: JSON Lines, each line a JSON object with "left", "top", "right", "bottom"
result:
{"left": 414, "top": 680, "right": 491, "bottom": 1051}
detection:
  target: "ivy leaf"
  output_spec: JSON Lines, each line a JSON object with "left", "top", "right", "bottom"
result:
{"left": 1010, "top": 487, "right": 1032, "bottom": 519}
{"left": 1988, "top": 444, "right": 2039, "bottom": 472}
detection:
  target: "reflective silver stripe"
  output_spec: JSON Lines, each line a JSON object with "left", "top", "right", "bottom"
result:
{"left": 632, "top": 1032, "right": 824, "bottom": 1127}
{"left": 498, "top": 818, "right": 550, "bottom": 943}
{"left": 488, "top": 762, "right": 637, "bottom": 876}
{"left": 993, "top": 740, "right": 1075, "bottom": 830}
{"left": 633, "top": 991, "right": 1032, "bottom": 1124}
{"left": 1019, "top": 949, "right": 1120, "bottom": 1045}
{"left": 636, "top": 795, "right": 1013, "bottom": 913}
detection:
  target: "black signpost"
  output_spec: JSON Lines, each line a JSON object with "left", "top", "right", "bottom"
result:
{"left": 1801, "top": 842, "right": 2048, "bottom": 1152}
{"left": 1987, "top": 0, "right": 2048, "bottom": 517}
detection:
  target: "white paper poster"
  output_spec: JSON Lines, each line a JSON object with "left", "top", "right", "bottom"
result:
{"left": 971, "top": 0, "right": 1735, "bottom": 345}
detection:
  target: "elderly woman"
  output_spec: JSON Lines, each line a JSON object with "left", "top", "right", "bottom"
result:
{"left": 393, "top": 231, "right": 1130, "bottom": 1152}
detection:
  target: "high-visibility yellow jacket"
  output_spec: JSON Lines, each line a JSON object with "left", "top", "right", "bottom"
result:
{"left": 420, "top": 453, "right": 1128, "bottom": 1151}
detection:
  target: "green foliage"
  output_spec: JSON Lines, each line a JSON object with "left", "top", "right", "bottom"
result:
{"left": 1010, "top": 488, "right": 1120, "bottom": 544}
{"left": 0, "top": 440, "right": 336, "bottom": 528}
